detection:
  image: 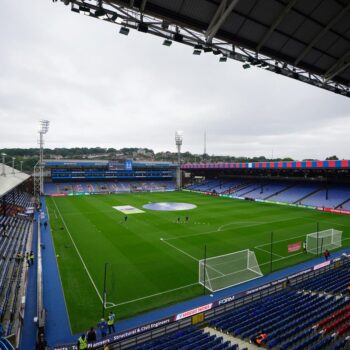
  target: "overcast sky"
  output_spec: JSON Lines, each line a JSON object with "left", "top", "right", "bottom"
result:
{"left": 1, "top": 0, "right": 349, "bottom": 160}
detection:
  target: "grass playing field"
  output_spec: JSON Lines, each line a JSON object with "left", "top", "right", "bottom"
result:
{"left": 45, "top": 191, "right": 350, "bottom": 333}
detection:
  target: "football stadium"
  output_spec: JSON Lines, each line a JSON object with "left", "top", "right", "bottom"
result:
{"left": 1, "top": 1, "right": 350, "bottom": 350}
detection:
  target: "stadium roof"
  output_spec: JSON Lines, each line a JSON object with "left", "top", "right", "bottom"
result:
{"left": 0, "top": 165, "right": 31, "bottom": 198}
{"left": 58, "top": 0, "right": 350, "bottom": 97}
{"left": 182, "top": 159, "right": 350, "bottom": 170}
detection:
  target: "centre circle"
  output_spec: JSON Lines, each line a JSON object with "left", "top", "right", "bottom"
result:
{"left": 143, "top": 202, "right": 197, "bottom": 211}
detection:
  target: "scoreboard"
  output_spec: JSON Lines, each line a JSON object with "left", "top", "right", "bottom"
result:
{"left": 109, "top": 160, "right": 133, "bottom": 171}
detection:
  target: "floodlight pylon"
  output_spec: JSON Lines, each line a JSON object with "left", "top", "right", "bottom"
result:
{"left": 175, "top": 130, "right": 183, "bottom": 190}
{"left": 34, "top": 120, "right": 50, "bottom": 198}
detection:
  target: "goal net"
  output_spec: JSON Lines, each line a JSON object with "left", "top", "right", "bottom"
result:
{"left": 306, "top": 229, "right": 342, "bottom": 255}
{"left": 199, "top": 249, "right": 263, "bottom": 292}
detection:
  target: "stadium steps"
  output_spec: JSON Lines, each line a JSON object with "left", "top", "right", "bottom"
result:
{"left": 293, "top": 186, "right": 325, "bottom": 204}
{"left": 222, "top": 182, "right": 249, "bottom": 195}
{"left": 204, "top": 326, "right": 259, "bottom": 350}
{"left": 239, "top": 185, "right": 262, "bottom": 197}
{"left": 335, "top": 197, "right": 350, "bottom": 209}
{"left": 264, "top": 183, "right": 296, "bottom": 200}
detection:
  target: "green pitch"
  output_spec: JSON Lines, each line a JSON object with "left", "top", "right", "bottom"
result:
{"left": 45, "top": 191, "right": 350, "bottom": 333}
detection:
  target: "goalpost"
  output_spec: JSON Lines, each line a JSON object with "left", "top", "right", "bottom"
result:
{"left": 306, "top": 228, "right": 342, "bottom": 255}
{"left": 199, "top": 249, "right": 263, "bottom": 292}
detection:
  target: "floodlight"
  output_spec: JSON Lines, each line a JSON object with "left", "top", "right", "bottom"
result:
{"left": 242, "top": 63, "right": 250, "bottom": 69}
{"left": 119, "top": 27, "right": 130, "bottom": 35}
{"left": 193, "top": 49, "right": 201, "bottom": 55}
{"left": 39, "top": 120, "right": 50, "bottom": 134}
{"left": 163, "top": 39, "right": 172, "bottom": 47}
{"left": 203, "top": 47, "right": 212, "bottom": 53}
{"left": 194, "top": 44, "right": 203, "bottom": 50}
{"left": 175, "top": 130, "right": 183, "bottom": 146}
{"left": 219, "top": 56, "right": 227, "bottom": 62}
{"left": 213, "top": 50, "right": 221, "bottom": 55}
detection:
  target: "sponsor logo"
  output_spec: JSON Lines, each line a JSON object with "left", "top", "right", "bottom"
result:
{"left": 175, "top": 304, "right": 213, "bottom": 320}
{"left": 217, "top": 295, "right": 235, "bottom": 305}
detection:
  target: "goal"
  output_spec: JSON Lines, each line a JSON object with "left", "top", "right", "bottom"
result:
{"left": 199, "top": 249, "right": 263, "bottom": 292}
{"left": 306, "top": 229, "right": 342, "bottom": 255}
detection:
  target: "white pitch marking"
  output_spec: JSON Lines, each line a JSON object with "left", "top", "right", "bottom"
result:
{"left": 160, "top": 239, "right": 225, "bottom": 276}
{"left": 110, "top": 282, "right": 199, "bottom": 307}
{"left": 255, "top": 246, "right": 283, "bottom": 258}
{"left": 259, "top": 251, "right": 304, "bottom": 266}
{"left": 254, "top": 233, "right": 308, "bottom": 249}
{"left": 161, "top": 239, "right": 198, "bottom": 262}
{"left": 52, "top": 198, "right": 103, "bottom": 304}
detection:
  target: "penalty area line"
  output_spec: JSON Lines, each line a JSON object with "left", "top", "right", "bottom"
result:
{"left": 160, "top": 238, "right": 198, "bottom": 262}
{"left": 52, "top": 198, "right": 103, "bottom": 304}
{"left": 254, "top": 246, "right": 283, "bottom": 258}
{"left": 259, "top": 251, "right": 304, "bottom": 266}
{"left": 160, "top": 238, "right": 225, "bottom": 277}
{"left": 109, "top": 282, "right": 199, "bottom": 307}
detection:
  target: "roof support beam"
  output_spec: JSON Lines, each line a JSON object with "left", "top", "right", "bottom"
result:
{"left": 256, "top": 0, "right": 298, "bottom": 52}
{"left": 140, "top": 0, "right": 147, "bottom": 12}
{"left": 294, "top": 3, "right": 350, "bottom": 65}
{"left": 206, "top": 0, "right": 240, "bottom": 43}
{"left": 324, "top": 50, "right": 350, "bottom": 82}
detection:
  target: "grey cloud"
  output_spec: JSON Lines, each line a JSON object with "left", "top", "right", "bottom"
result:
{"left": 0, "top": 0, "right": 349, "bottom": 160}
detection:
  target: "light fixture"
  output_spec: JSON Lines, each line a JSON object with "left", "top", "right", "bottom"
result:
{"left": 194, "top": 44, "right": 203, "bottom": 50}
{"left": 213, "top": 49, "right": 221, "bottom": 55}
{"left": 163, "top": 39, "right": 172, "bottom": 47}
{"left": 242, "top": 63, "right": 250, "bottom": 69}
{"left": 175, "top": 131, "right": 183, "bottom": 148}
{"left": 203, "top": 47, "right": 212, "bottom": 53}
{"left": 219, "top": 56, "right": 227, "bottom": 62}
{"left": 39, "top": 120, "right": 50, "bottom": 134}
{"left": 193, "top": 49, "right": 201, "bottom": 55}
{"left": 119, "top": 27, "right": 130, "bottom": 35}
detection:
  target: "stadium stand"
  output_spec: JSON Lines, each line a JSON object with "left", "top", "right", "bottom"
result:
{"left": 132, "top": 326, "right": 235, "bottom": 350}
{"left": 44, "top": 180, "right": 175, "bottom": 195}
{"left": 186, "top": 179, "right": 350, "bottom": 209}
{"left": 0, "top": 164, "right": 34, "bottom": 349}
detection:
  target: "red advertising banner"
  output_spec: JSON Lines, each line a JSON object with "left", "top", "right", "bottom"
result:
{"left": 288, "top": 242, "right": 302, "bottom": 253}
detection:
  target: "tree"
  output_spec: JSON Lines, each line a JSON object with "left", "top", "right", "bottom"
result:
{"left": 326, "top": 155, "right": 338, "bottom": 160}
